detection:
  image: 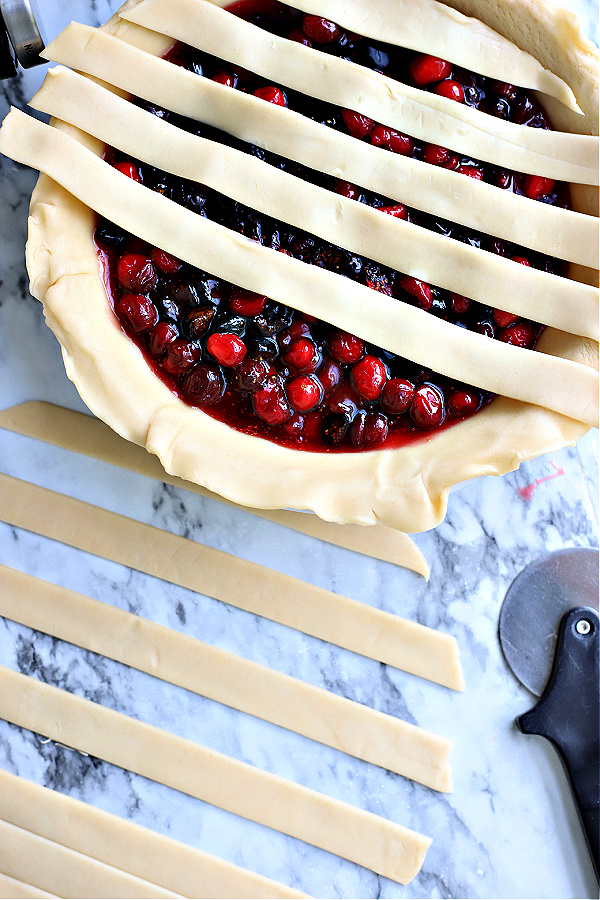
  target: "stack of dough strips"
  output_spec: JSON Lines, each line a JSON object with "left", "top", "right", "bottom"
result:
{"left": 0, "top": 472, "right": 463, "bottom": 893}
{"left": 0, "top": 0, "right": 598, "bottom": 425}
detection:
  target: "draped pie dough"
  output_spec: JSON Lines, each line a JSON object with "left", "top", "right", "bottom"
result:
{"left": 0, "top": 0, "right": 598, "bottom": 532}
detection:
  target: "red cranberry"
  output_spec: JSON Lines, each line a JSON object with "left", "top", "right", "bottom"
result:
{"left": 326, "top": 383, "right": 360, "bottom": 417}
{"left": 449, "top": 389, "right": 480, "bottom": 415}
{"left": 423, "top": 144, "right": 451, "bottom": 166}
{"left": 511, "top": 255, "right": 531, "bottom": 266}
{"left": 235, "top": 357, "right": 271, "bottom": 393}
{"left": 253, "top": 86, "right": 287, "bottom": 106}
{"left": 370, "top": 125, "right": 413, "bottom": 155}
{"left": 283, "top": 337, "right": 320, "bottom": 373}
{"left": 183, "top": 364, "right": 225, "bottom": 406}
{"left": 524, "top": 175, "right": 555, "bottom": 200}
{"left": 163, "top": 340, "right": 201, "bottom": 374}
{"left": 457, "top": 165, "right": 484, "bottom": 180}
{"left": 185, "top": 307, "right": 215, "bottom": 338}
{"left": 151, "top": 248, "right": 182, "bottom": 274}
{"left": 493, "top": 309, "right": 519, "bottom": 328}
{"left": 349, "top": 412, "right": 389, "bottom": 448}
{"left": 278, "top": 320, "right": 312, "bottom": 350}
{"left": 253, "top": 382, "right": 292, "bottom": 425}
{"left": 434, "top": 80, "right": 465, "bottom": 102}
{"left": 334, "top": 180, "right": 361, "bottom": 200}
{"left": 498, "top": 321, "right": 535, "bottom": 348}
{"left": 288, "top": 27, "right": 312, "bottom": 46}
{"left": 327, "top": 331, "right": 364, "bottom": 364}
{"left": 450, "top": 293, "right": 471, "bottom": 315}
{"left": 380, "top": 378, "right": 415, "bottom": 415}
{"left": 229, "top": 289, "right": 267, "bottom": 316}
{"left": 318, "top": 358, "right": 342, "bottom": 392}
{"left": 401, "top": 276, "right": 433, "bottom": 310}
{"left": 113, "top": 161, "right": 141, "bottom": 182}
{"left": 207, "top": 332, "right": 247, "bottom": 367}
{"left": 443, "top": 154, "right": 460, "bottom": 171}
{"left": 117, "top": 294, "right": 158, "bottom": 334}
{"left": 341, "top": 109, "right": 374, "bottom": 139}
{"left": 148, "top": 321, "right": 178, "bottom": 356}
{"left": 409, "top": 55, "right": 452, "bottom": 85}
{"left": 410, "top": 383, "right": 445, "bottom": 428}
{"left": 212, "top": 70, "right": 236, "bottom": 88}
{"left": 475, "top": 319, "right": 495, "bottom": 338}
{"left": 351, "top": 355, "right": 388, "bottom": 401}
{"left": 302, "top": 15, "right": 340, "bottom": 43}
{"left": 286, "top": 374, "right": 324, "bottom": 412}
{"left": 379, "top": 204, "right": 408, "bottom": 219}
{"left": 117, "top": 254, "right": 157, "bottom": 293}
{"left": 303, "top": 410, "right": 324, "bottom": 442}
{"left": 282, "top": 412, "right": 306, "bottom": 438}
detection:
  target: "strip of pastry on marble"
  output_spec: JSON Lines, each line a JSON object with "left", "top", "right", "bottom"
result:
{"left": 1, "top": 110, "right": 597, "bottom": 426}
{"left": 30, "top": 67, "right": 600, "bottom": 325}
{"left": 0, "top": 666, "right": 432, "bottom": 885}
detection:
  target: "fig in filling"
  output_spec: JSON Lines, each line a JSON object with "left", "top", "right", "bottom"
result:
{"left": 95, "top": 0, "right": 569, "bottom": 452}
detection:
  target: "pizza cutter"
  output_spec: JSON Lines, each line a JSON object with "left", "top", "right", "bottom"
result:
{"left": 0, "top": 0, "right": 44, "bottom": 77}
{"left": 499, "top": 547, "right": 599, "bottom": 882}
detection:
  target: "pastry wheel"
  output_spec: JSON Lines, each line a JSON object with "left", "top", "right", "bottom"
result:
{"left": 0, "top": 0, "right": 44, "bottom": 77}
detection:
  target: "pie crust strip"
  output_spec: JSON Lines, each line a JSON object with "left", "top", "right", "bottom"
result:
{"left": 0, "top": 402, "right": 430, "bottom": 575}
{"left": 206, "top": 0, "right": 579, "bottom": 111}
{"left": 40, "top": 24, "right": 600, "bottom": 266}
{"left": 0, "top": 819, "right": 184, "bottom": 899}
{"left": 119, "top": 0, "right": 596, "bottom": 180}
{"left": 0, "top": 667, "right": 432, "bottom": 885}
{"left": 0, "top": 563, "right": 456, "bottom": 783}
{"left": 42, "top": 21, "right": 598, "bottom": 184}
{"left": 30, "top": 67, "right": 600, "bottom": 330}
{"left": 0, "top": 770, "right": 309, "bottom": 899}
{"left": 0, "top": 873, "right": 58, "bottom": 900}
{"left": 0, "top": 472, "right": 464, "bottom": 692}
{"left": 2, "top": 110, "right": 597, "bottom": 427}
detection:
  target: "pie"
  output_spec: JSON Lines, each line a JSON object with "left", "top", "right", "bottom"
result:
{"left": 0, "top": 0, "right": 598, "bottom": 532}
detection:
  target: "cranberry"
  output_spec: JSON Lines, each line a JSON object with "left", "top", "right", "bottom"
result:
{"left": 117, "top": 254, "right": 157, "bottom": 293}
{"left": 475, "top": 319, "right": 495, "bottom": 338}
{"left": 212, "top": 70, "right": 236, "bottom": 87}
{"left": 423, "top": 144, "right": 451, "bottom": 166}
{"left": 278, "top": 320, "right": 312, "bottom": 350}
{"left": 450, "top": 293, "right": 471, "bottom": 315}
{"left": 351, "top": 355, "right": 388, "bottom": 401}
{"left": 151, "top": 248, "right": 182, "bottom": 274}
{"left": 286, "top": 374, "right": 324, "bottom": 412}
{"left": 524, "top": 175, "right": 555, "bottom": 200}
{"left": 409, "top": 55, "right": 452, "bottom": 85}
{"left": 434, "top": 80, "right": 465, "bottom": 102}
{"left": 207, "top": 332, "right": 247, "bottom": 367}
{"left": 229, "top": 289, "right": 267, "bottom": 316}
{"left": 117, "top": 294, "right": 158, "bottom": 334}
{"left": 326, "top": 383, "right": 360, "bottom": 417}
{"left": 282, "top": 412, "right": 306, "bottom": 438}
{"left": 302, "top": 15, "right": 340, "bottom": 43}
{"left": 379, "top": 204, "right": 407, "bottom": 219}
{"left": 401, "top": 276, "right": 433, "bottom": 310}
{"left": 318, "top": 358, "right": 342, "bottom": 392}
{"left": 327, "top": 331, "right": 364, "bottom": 364}
{"left": 449, "top": 389, "right": 480, "bottom": 414}
{"left": 283, "top": 337, "right": 320, "bottom": 373}
{"left": 457, "top": 165, "right": 484, "bottom": 180}
{"left": 253, "top": 86, "right": 287, "bottom": 106}
{"left": 371, "top": 125, "right": 413, "bottom": 154}
{"left": 341, "top": 109, "right": 374, "bottom": 139}
{"left": 185, "top": 307, "right": 215, "bottom": 338}
{"left": 410, "top": 384, "right": 445, "bottom": 428}
{"left": 113, "top": 161, "right": 141, "bottom": 182}
{"left": 253, "top": 382, "right": 291, "bottom": 425}
{"left": 498, "top": 321, "right": 535, "bottom": 347}
{"left": 380, "top": 378, "right": 415, "bottom": 414}
{"left": 148, "top": 321, "right": 178, "bottom": 356}
{"left": 288, "top": 27, "right": 312, "bottom": 46}
{"left": 511, "top": 255, "right": 531, "bottom": 266}
{"left": 235, "top": 357, "right": 271, "bottom": 393}
{"left": 493, "top": 308, "right": 519, "bottom": 328}
{"left": 334, "top": 180, "right": 361, "bottom": 200}
{"left": 163, "top": 340, "right": 201, "bottom": 374}
{"left": 183, "top": 364, "right": 225, "bottom": 405}
{"left": 349, "top": 412, "right": 389, "bottom": 447}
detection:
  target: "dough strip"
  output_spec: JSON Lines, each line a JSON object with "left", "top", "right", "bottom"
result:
{"left": 1, "top": 111, "right": 597, "bottom": 427}
{"left": 0, "top": 873, "right": 58, "bottom": 900}
{"left": 206, "top": 0, "right": 578, "bottom": 109}
{"left": 0, "top": 667, "right": 432, "bottom": 885}
{"left": 0, "top": 819, "right": 183, "bottom": 899}
{"left": 0, "top": 401, "right": 429, "bottom": 575}
{"left": 0, "top": 472, "right": 464, "bottom": 691}
{"left": 41, "top": 23, "right": 600, "bottom": 258}
{"left": 0, "top": 563, "right": 455, "bottom": 783}
{"left": 0, "top": 770, "right": 309, "bottom": 899}
{"left": 31, "top": 67, "right": 600, "bottom": 313}
{"left": 120, "top": 0, "right": 594, "bottom": 175}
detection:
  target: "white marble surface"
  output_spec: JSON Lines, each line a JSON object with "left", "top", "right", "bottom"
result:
{"left": 0, "top": 2, "right": 598, "bottom": 897}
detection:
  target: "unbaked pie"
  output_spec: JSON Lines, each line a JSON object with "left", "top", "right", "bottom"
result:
{"left": 0, "top": 0, "right": 598, "bottom": 531}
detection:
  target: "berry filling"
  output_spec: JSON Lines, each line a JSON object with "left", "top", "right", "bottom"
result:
{"left": 95, "top": 0, "right": 569, "bottom": 452}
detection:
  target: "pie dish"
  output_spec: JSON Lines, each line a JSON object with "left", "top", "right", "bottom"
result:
{"left": 0, "top": 0, "right": 598, "bottom": 532}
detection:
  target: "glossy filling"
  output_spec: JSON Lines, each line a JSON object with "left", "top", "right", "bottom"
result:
{"left": 95, "top": 0, "right": 569, "bottom": 452}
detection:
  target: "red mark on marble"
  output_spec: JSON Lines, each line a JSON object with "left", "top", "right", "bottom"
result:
{"left": 518, "top": 461, "right": 565, "bottom": 500}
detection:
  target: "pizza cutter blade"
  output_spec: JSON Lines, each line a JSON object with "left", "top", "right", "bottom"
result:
{"left": 499, "top": 547, "right": 599, "bottom": 881}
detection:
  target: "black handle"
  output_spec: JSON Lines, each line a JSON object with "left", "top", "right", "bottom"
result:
{"left": 518, "top": 606, "right": 599, "bottom": 882}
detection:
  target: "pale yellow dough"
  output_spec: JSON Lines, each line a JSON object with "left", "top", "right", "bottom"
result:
{"left": 0, "top": 472, "right": 464, "bottom": 690}
{"left": 0, "top": 666, "right": 432, "bottom": 885}
{"left": 0, "top": 873, "right": 58, "bottom": 900}
{"left": 0, "top": 770, "right": 309, "bottom": 899}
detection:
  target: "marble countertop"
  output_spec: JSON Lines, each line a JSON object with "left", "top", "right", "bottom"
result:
{"left": 0, "top": 2, "right": 598, "bottom": 897}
